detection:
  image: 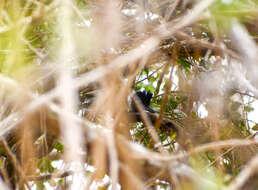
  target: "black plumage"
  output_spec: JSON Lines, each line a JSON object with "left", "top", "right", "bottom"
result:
{"left": 132, "top": 90, "right": 155, "bottom": 113}
{"left": 131, "top": 90, "right": 178, "bottom": 134}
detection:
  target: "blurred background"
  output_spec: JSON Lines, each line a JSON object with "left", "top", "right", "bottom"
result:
{"left": 0, "top": 0, "right": 257, "bottom": 190}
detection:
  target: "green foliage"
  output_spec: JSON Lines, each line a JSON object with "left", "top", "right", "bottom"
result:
{"left": 54, "top": 142, "right": 64, "bottom": 153}
{"left": 211, "top": 0, "right": 258, "bottom": 18}
{"left": 244, "top": 105, "right": 254, "bottom": 112}
{"left": 252, "top": 124, "right": 258, "bottom": 130}
{"left": 167, "top": 99, "right": 178, "bottom": 110}
{"left": 177, "top": 59, "right": 191, "bottom": 71}
{"left": 135, "top": 66, "right": 162, "bottom": 93}
{"left": 35, "top": 181, "right": 45, "bottom": 190}
{"left": 0, "top": 0, "right": 258, "bottom": 189}
{"left": 132, "top": 123, "right": 152, "bottom": 147}
{"left": 37, "top": 157, "right": 55, "bottom": 173}
{"left": 209, "top": 0, "right": 258, "bottom": 32}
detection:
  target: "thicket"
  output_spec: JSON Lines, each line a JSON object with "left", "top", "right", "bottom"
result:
{"left": 0, "top": 0, "right": 257, "bottom": 190}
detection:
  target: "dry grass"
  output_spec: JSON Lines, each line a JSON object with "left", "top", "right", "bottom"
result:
{"left": 0, "top": 0, "right": 258, "bottom": 190}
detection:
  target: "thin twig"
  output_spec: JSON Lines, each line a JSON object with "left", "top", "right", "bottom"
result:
{"left": 27, "top": 171, "right": 71, "bottom": 181}
{"left": 2, "top": 139, "right": 32, "bottom": 190}
{"left": 127, "top": 138, "right": 258, "bottom": 162}
{"left": 227, "top": 154, "right": 258, "bottom": 190}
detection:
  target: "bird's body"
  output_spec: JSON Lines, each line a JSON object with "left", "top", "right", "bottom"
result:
{"left": 133, "top": 90, "right": 156, "bottom": 113}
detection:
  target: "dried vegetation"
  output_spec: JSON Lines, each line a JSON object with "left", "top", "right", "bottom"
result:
{"left": 0, "top": 0, "right": 258, "bottom": 190}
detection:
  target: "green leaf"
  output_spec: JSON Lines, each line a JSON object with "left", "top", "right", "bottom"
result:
{"left": 143, "top": 68, "right": 149, "bottom": 76}
{"left": 144, "top": 135, "right": 151, "bottom": 147}
{"left": 177, "top": 59, "right": 191, "bottom": 70}
{"left": 159, "top": 132, "right": 167, "bottom": 142}
{"left": 191, "top": 111, "right": 198, "bottom": 119}
{"left": 244, "top": 106, "right": 254, "bottom": 112}
{"left": 206, "top": 152, "right": 215, "bottom": 161}
{"left": 170, "top": 132, "right": 177, "bottom": 140}
{"left": 144, "top": 85, "right": 155, "bottom": 93}
{"left": 58, "top": 179, "right": 64, "bottom": 185}
{"left": 135, "top": 85, "right": 142, "bottom": 91}
{"left": 85, "top": 170, "right": 93, "bottom": 176}
{"left": 37, "top": 157, "right": 55, "bottom": 173}
{"left": 0, "top": 147, "right": 5, "bottom": 155}
{"left": 0, "top": 157, "right": 4, "bottom": 168}
{"left": 148, "top": 75, "right": 156, "bottom": 82}
{"left": 252, "top": 124, "right": 258, "bottom": 131}
{"left": 169, "top": 99, "right": 178, "bottom": 110}
{"left": 231, "top": 102, "right": 241, "bottom": 111}
{"left": 54, "top": 142, "right": 64, "bottom": 153}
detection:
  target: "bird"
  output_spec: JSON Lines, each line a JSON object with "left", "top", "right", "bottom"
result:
{"left": 130, "top": 90, "right": 180, "bottom": 139}
{"left": 133, "top": 90, "right": 156, "bottom": 113}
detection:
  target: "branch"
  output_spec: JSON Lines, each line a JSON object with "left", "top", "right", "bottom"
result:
{"left": 129, "top": 111, "right": 181, "bottom": 135}
{"left": 27, "top": 171, "right": 71, "bottom": 181}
